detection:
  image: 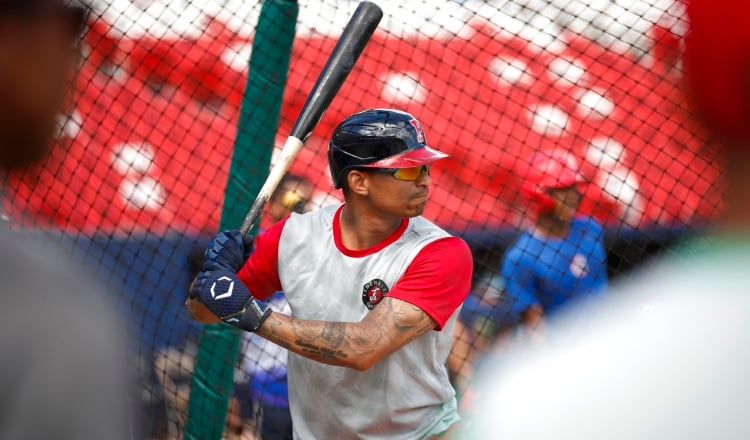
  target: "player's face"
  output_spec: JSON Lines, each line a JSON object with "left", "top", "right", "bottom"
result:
{"left": 548, "top": 185, "right": 582, "bottom": 222}
{"left": 364, "top": 165, "right": 432, "bottom": 218}
{"left": 0, "top": 4, "right": 85, "bottom": 168}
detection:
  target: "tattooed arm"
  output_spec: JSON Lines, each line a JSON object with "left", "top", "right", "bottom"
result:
{"left": 255, "top": 296, "right": 436, "bottom": 371}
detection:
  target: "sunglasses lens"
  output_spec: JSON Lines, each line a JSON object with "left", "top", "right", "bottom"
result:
{"left": 392, "top": 165, "right": 429, "bottom": 181}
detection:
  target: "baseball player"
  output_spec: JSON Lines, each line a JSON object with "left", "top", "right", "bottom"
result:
{"left": 187, "top": 109, "right": 473, "bottom": 439}
{"left": 500, "top": 149, "right": 608, "bottom": 330}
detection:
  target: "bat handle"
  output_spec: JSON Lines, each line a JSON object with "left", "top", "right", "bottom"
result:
{"left": 239, "top": 136, "right": 305, "bottom": 237}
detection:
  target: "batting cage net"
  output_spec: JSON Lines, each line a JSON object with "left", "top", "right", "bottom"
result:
{"left": 1, "top": 0, "right": 721, "bottom": 438}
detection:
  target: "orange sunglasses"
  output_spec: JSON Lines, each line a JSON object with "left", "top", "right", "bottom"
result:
{"left": 375, "top": 165, "right": 431, "bottom": 181}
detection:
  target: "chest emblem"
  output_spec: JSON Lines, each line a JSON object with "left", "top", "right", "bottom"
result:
{"left": 362, "top": 279, "right": 390, "bottom": 310}
{"left": 569, "top": 254, "right": 590, "bottom": 278}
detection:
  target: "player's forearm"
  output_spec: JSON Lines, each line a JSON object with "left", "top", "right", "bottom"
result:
{"left": 255, "top": 312, "right": 381, "bottom": 371}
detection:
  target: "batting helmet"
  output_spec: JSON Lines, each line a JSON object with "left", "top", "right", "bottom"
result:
{"left": 521, "top": 149, "right": 585, "bottom": 213}
{"left": 328, "top": 109, "right": 449, "bottom": 188}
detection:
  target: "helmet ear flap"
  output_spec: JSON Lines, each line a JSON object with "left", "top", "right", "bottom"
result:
{"left": 328, "top": 147, "right": 342, "bottom": 189}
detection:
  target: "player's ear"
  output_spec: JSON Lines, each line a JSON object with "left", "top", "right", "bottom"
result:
{"left": 347, "top": 169, "right": 370, "bottom": 196}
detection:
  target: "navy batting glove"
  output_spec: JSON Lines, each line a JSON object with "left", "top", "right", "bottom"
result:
{"left": 189, "top": 269, "right": 272, "bottom": 332}
{"left": 202, "top": 230, "right": 253, "bottom": 272}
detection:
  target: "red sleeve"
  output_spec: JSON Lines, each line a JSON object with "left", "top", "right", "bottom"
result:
{"left": 236, "top": 217, "right": 288, "bottom": 300}
{"left": 387, "top": 236, "right": 473, "bottom": 330}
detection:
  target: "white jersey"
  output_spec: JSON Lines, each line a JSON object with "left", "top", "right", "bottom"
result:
{"left": 276, "top": 204, "right": 461, "bottom": 440}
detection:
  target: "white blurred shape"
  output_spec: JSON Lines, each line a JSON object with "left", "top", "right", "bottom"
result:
{"left": 520, "top": 14, "right": 566, "bottom": 53}
{"left": 578, "top": 89, "right": 616, "bottom": 118}
{"left": 120, "top": 176, "right": 166, "bottom": 210}
{"left": 381, "top": 73, "right": 427, "bottom": 104}
{"left": 599, "top": 166, "right": 643, "bottom": 226}
{"left": 111, "top": 142, "right": 155, "bottom": 175}
{"left": 488, "top": 56, "right": 532, "bottom": 86}
{"left": 56, "top": 111, "right": 83, "bottom": 139}
{"left": 586, "top": 137, "right": 626, "bottom": 170}
{"left": 529, "top": 104, "right": 569, "bottom": 136}
{"left": 221, "top": 42, "right": 253, "bottom": 72}
{"left": 549, "top": 57, "right": 586, "bottom": 86}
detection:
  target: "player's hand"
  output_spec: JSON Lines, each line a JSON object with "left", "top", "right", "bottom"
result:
{"left": 202, "top": 230, "right": 252, "bottom": 272}
{"left": 188, "top": 269, "right": 271, "bottom": 332}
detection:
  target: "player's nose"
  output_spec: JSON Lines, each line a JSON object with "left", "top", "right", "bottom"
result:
{"left": 416, "top": 167, "right": 431, "bottom": 187}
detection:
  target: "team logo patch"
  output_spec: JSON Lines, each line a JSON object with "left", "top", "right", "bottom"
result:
{"left": 362, "top": 279, "right": 389, "bottom": 310}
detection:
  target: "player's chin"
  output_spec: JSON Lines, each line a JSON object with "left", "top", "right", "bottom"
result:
{"left": 406, "top": 199, "right": 428, "bottom": 217}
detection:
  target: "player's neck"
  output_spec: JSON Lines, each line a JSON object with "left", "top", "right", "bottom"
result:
{"left": 534, "top": 215, "right": 571, "bottom": 238}
{"left": 339, "top": 204, "right": 403, "bottom": 250}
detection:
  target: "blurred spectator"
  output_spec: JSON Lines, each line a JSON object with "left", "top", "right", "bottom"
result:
{"left": 231, "top": 173, "right": 312, "bottom": 440}
{"left": 262, "top": 173, "right": 313, "bottom": 229}
{"left": 449, "top": 151, "right": 609, "bottom": 395}
{"left": 500, "top": 149, "right": 608, "bottom": 335}
{"left": 457, "top": 0, "right": 750, "bottom": 438}
{"left": 158, "top": 176, "right": 311, "bottom": 439}
{"left": 154, "top": 341, "right": 197, "bottom": 439}
{"left": 0, "top": 0, "right": 135, "bottom": 438}
{"left": 447, "top": 270, "right": 515, "bottom": 393}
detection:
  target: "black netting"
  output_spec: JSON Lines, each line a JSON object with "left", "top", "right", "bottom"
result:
{"left": 1, "top": 0, "right": 722, "bottom": 438}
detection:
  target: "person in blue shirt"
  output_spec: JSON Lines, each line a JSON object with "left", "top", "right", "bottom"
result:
{"left": 449, "top": 150, "right": 609, "bottom": 395}
{"left": 501, "top": 149, "right": 608, "bottom": 330}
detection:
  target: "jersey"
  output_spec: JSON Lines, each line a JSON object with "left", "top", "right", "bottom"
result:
{"left": 500, "top": 215, "right": 608, "bottom": 319}
{"left": 237, "top": 204, "right": 473, "bottom": 440}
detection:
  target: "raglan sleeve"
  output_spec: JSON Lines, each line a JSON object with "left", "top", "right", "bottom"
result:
{"left": 386, "top": 236, "right": 473, "bottom": 330}
{"left": 236, "top": 217, "right": 287, "bottom": 301}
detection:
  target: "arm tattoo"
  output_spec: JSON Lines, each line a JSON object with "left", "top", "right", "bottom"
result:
{"left": 257, "top": 315, "right": 380, "bottom": 365}
{"left": 371, "top": 297, "right": 436, "bottom": 346}
{"left": 255, "top": 297, "right": 436, "bottom": 368}
{"left": 321, "top": 322, "right": 345, "bottom": 348}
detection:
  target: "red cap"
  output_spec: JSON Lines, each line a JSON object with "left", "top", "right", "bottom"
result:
{"left": 525, "top": 149, "right": 585, "bottom": 189}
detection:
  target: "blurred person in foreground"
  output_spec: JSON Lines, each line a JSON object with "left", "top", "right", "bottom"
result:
{"left": 0, "top": 1, "right": 133, "bottom": 438}
{"left": 457, "top": 0, "right": 750, "bottom": 438}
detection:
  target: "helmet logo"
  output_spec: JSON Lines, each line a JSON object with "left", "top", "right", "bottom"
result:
{"left": 409, "top": 119, "right": 425, "bottom": 144}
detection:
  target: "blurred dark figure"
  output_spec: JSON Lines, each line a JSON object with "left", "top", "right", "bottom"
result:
{"left": 0, "top": 1, "right": 135, "bottom": 439}
{"left": 0, "top": 0, "right": 84, "bottom": 168}
{"left": 240, "top": 173, "right": 312, "bottom": 440}
{"left": 262, "top": 173, "right": 313, "bottom": 228}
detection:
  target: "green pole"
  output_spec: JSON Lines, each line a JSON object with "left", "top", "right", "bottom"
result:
{"left": 184, "top": 1, "right": 298, "bottom": 438}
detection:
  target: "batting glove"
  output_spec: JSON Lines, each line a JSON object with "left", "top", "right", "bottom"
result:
{"left": 189, "top": 269, "right": 272, "bottom": 332}
{"left": 202, "top": 230, "right": 252, "bottom": 272}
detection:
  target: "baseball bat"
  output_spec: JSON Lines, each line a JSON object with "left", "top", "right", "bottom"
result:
{"left": 239, "top": 1, "right": 383, "bottom": 236}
